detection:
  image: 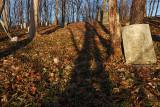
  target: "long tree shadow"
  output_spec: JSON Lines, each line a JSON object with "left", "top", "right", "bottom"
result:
{"left": 59, "top": 22, "right": 113, "bottom": 106}
{"left": 40, "top": 25, "right": 62, "bottom": 35}
{"left": 0, "top": 37, "right": 33, "bottom": 59}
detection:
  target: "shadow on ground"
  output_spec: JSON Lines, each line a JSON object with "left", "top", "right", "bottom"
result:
{"left": 57, "top": 22, "right": 113, "bottom": 106}
{"left": 40, "top": 25, "right": 62, "bottom": 35}
{"left": 0, "top": 37, "right": 33, "bottom": 59}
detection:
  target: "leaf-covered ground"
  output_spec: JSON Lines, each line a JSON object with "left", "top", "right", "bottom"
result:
{"left": 0, "top": 18, "right": 160, "bottom": 107}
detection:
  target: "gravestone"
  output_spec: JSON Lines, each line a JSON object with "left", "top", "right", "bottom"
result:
{"left": 23, "top": 23, "right": 26, "bottom": 29}
{"left": 20, "top": 24, "right": 23, "bottom": 29}
{"left": 41, "top": 22, "right": 43, "bottom": 26}
{"left": 102, "top": 11, "right": 109, "bottom": 25}
{"left": 122, "top": 24, "right": 157, "bottom": 64}
{"left": 27, "top": 27, "right": 30, "bottom": 33}
{"left": 45, "top": 22, "right": 48, "bottom": 26}
{"left": 64, "top": 22, "right": 68, "bottom": 27}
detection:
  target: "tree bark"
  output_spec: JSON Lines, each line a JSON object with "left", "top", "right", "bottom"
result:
{"left": 76, "top": 7, "right": 79, "bottom": 22}
{"left": 103, "top": 0, "right": 106, "bottom": 11}
{"left": 144, "top": 0, "right": 146, "bottom": 17}
{"left": 122, "top": 0, "right": 124, "bottom": 20}
{"left": 2, "top": 8, "right": 9, "bottom": 31}
{"left": 2, "top": 8, "right": 12, "bottom": 39}
{"left": 96, "top": 0, "right": 99, "bottom": 21}
{"left": 27, "top": 0, "right": 30, "bottom": 26}
{"left": 87, "top": 0, "right": 91, "bottom": 21}
{"left": 151, "top": 0, "right": 156, "bottom": 17}
{"left": 29, "top": 0, "right": 38, "bottom": 39}
{"left": 54, "top": 0, "right": 59, "bottom": 25}
{"left": 130, "top": 0, "right": 145, "bottom": 24}
{"left": 7, "top": 0, "right": 10, "bottom": 24}
{"left": 109, "top": 0, "right": 122, "bottom": 61}
{"left": 0, "top": 0, "right": 5, "bottom": 15}
{"left": 148, "top": 0, "right": 153, "bottom": 17}
{"left": 62, "top": 0, "right": 65, "bottom": 26}
{"left": 67, "top": 0, "right": 69, "bottom": 23}
{"left": 38, "top": 0, "right": 41, "bottom": 26}
{"left": 155, "top": 0, "right": 160, "bottom": 16}
{"left": 44, "top": 0, "right": 47, "bottom": 23}
{"left": 72, "top": 0, "right": 74, "bottom": 22}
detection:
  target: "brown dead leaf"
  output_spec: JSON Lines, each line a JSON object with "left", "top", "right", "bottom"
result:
{"left": 30, "top": 86, "right": 37, "bottom": 94}
{"left": 120, "top": 81, "right": 131, "bottom": 88}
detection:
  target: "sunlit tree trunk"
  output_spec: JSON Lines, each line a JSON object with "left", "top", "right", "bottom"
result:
{"left": 2, "top": 8, "right": 9, "bottom": 31}
{"left": 130, "top": 0, "right": 145, "bottom": 24}
{"left": 109, "top": 0, "right": 122, "bottom": 61}
{"left": 29, "top": 0, "right": 38, "bottom": 39}
{"left": 0, "top": 0, "right": 5, "bottom": 14}
{"left": 103, "top": 0, "right": 106, "bottom": 11}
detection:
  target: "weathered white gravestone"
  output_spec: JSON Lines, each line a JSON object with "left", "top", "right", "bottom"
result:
{"left": 20, "top": 24, "right": 23, "bottom": 29}
{"left": 45, "top": 22, "right": 48, "bottom": 26}
{"left": 23, "top": 23, "right": 26, "bottom": 29}
{"left": 122, "top": 24, "right": 157, "bottom": 64}
{"left": 41, "top": 22, "right": 43, "bottom": 26}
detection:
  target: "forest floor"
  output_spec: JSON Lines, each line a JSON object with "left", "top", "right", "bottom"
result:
{"left": 0, "top": 17, "right": 160, "bottom": 107}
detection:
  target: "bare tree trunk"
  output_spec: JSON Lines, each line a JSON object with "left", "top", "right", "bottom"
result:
{"left": 122, "top": 0, "right": 124, "bottom": 20}
{"left": 67, "top": 0, "right": 69, "bottom": 23}
{"left": 144, "top": 0, "right": 146, "bottom": 17}
{"left": 7, "top": 0, "right": 9, "bottom": 24}
{"left": 14, "top": 2, "right": 18, "bottom": 29}
{"left": 76, "top": 7, "right": 79, "bottom": 22}
{"left": 109, "top": 0, "right": 122, "bottom": 61}
{"left": 119, "top": 0, "right": 122, "bottom": 20}
{"left": 103, "top": 0, "right": 106, "bottom": 11}
{"left": 62, "top": 0, "right": 65, "bottom": 26}
{"left": 2, "top": 8, "right": 12, "bottom": 39}
{"left": 54, "top": 0, "right": 59, "bottom": 25}
{"left": 72, "top": 0, "right": 74, "bottom": 22}
{"left": 27, "top": 0, "right": 30, "bottom": 27}
{"left": 96, "top": 0, "right": 99, "bottom": 21}
{"left": 155, "top": 0, "right": 160, "bottom": 16}
{"left": 130, "top": 0, "right": 145, "bottom": 24}
{"left": 151, "top": 0, "right": 156, "bottom": 17}
{"left": 44, "top": 0, "right": 47, "bottom": 23}
{"left": 87, "top": 0, "right": 91, "bottom": 21}
{"left": 2, "top": 9, "right": 9, "bottom": 30}
{"left": 0, "top": 0, "right": 5, "bottom": 15}
{"left": 29, "top": 0, "right": 38, "bottom": 39}
{"left": 38, "top": 0, "right": 41, "bottom": 26}
{"left": 148, "top": 0, "right": 153, "bottom": 17}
